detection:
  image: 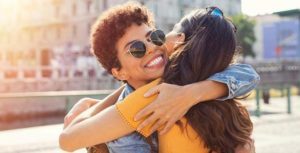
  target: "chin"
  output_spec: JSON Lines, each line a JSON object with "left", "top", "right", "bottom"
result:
{"left": 150, "top": 70, "right": 164, "bottom": 79}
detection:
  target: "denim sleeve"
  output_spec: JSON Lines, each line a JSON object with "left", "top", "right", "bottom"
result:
{"left": 208, "top": 63, "right": 260, "bottom": 101}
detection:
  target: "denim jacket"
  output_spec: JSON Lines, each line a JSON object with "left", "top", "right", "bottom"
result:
{"left": 106, "top": 63, "right": 260, "bottom": 153}
{"left": 209, "top": 64, "right": 260, "bottom": 100}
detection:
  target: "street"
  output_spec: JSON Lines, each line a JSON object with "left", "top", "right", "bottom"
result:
{"left": 0, "top": 96, "right": 299, "bottom": 153}
{"left": 253, "top": 115, "right": 300, "bottom": 153}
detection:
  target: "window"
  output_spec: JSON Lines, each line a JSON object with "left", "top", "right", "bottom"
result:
{"left": 56, "top": 26, "right": 61, "bottom": 39}
{"left": 73, "top": 25, "right": 77, "bottom": 37}
{"left": 87, "top": 22, "right": 91, "bottom": 36}
{"left": 29, "top": 30, "right": 34, "bottom": 42}
{"left": 0, "top": 51, "right": 2, "bottom": 61}
{"left": 86, "top": 0, "right": 92, "bottom": 14}
{"left": 103, "top": 0, "right": 107, "bottom": 10}
{"left": 72, "top": 2, "right": 77, "bottom": 16}
{"left": 42, "top": 29, "right": 47, "bottom": 40}
{"left": 55, "top": 5, "right": 60, "bottom": 17}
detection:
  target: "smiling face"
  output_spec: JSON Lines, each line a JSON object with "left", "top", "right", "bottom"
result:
{"left": 112, "top": 23, "right": 168, "bottom": 89}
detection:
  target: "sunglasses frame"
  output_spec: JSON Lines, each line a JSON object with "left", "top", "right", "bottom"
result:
{"left": 127, "top": 29, "right": 166, "bottom": 58}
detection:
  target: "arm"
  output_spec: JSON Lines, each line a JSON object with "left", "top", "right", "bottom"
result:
{"left": 135, "top": 63, "right": 260, "bottom": 134}
{"left": 60, "top": 106, "right": 134, "bottom": 152}
{"left": 59, "top": 80, "right": 161, "bottom": 152}
{"left": 88, "top": 84, "right": 125, "bottom": 116}
{"left": 208, "top": 63, "right": 260, "bottom": 100}
{"left": 64, "top": 84, "right": 125, "bottom": 128}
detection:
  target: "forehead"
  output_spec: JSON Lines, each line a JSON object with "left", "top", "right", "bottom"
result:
{"left": 117, "top": 24, "right": 152, "bottom": 49}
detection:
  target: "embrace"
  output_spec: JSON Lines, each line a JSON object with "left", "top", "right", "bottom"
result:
{"left": 60, "top": 2, "right": 259, "bottom": 153}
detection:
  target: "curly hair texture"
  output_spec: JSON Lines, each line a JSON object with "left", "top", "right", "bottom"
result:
{"left": 90, "top": 1, "right": 155, "bottom": 74}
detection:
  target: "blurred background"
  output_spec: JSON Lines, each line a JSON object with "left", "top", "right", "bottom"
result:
{"left": 0, "top": 0, "right": 299, "bottom": 153}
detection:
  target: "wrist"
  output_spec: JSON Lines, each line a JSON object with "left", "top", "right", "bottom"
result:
{"left": 182, "top": 83, "right": 205, "bottom": 107}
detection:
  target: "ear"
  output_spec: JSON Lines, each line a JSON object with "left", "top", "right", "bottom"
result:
{"left": 111, "top": 67, "right": 129, "bottom": 81}
{"left": 177, "top": 33, "right": 185, "bottom": 43}
{"left": 173, "top": 33, "right": 186, "bottom": 49}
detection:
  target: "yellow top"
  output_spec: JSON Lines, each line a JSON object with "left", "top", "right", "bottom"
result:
{"left": 116, "top": 79, "right": 209, "bottom": 153}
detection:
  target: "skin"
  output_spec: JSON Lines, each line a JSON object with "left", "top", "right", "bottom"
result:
{"left": 64, "top": 85, "right": 125, "bottom": 128}
{"left": 64, "top": 25, "right": 228, "bottom": 133}
{"left": 59, "top": 23, "right": 229, "bottom": 152}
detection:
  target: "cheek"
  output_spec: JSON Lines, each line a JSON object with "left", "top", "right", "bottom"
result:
{"left": 120, "top": 55, "right": 142, "bottom": 71}
{"left": 165, "top": 41, "right": 174, "bottom": 51}
{"left": 165, "top": 35, "right": 177, "bottom": 52}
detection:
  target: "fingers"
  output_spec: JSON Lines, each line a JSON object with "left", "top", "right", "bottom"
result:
{"left": 135, "top": 102, "right": 156, "bottom": 121}
{"left": 63, "top": 115, "right": 71, "bottom": 129}
{"left": 144, "top": 84, "right": 162, "bottom": 97}
{"left": 159, "top": 119, "right": 177, "bottom": 135}
{"left": 63, "top": 113, "right": 76, "bottom": 128}
{"left": 149, "top": 119, "right": 166, "bottom": 134}
{"left": 137, "top": 113, "right": 158, "bottom": 132}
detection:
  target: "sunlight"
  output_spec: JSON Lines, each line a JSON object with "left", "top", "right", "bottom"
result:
{"left": 242, "top": 0, "right": 300, "bottom": 16}
{"left": 0, "top": 0, "right": 18, "bottom": 25}
{"left": 0, "top": 0, "right": 17, "bottom": 10}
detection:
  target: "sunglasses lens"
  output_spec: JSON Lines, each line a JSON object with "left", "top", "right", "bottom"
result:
{"left": 129, "top": 41, "right": 146, "bottom": 58}
{"left": 207, "top": 7, "right": 223, "bottom": 18}
{"left": 211, "top": 8, "right": 223, "bottom": 17}
{"left": 150, "top": 30, "right": 165, "bottom": 46}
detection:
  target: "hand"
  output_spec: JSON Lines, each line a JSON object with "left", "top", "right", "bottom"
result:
{"left": 134, "top": 83, "right": 194, "bottom": 135}
{"left": 64, "top": 98, "right": 99, "bottom": 128}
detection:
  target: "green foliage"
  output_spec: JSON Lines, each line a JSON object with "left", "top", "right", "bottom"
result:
{"left": 232, "top": 14, "right": 256, "bottom": 59}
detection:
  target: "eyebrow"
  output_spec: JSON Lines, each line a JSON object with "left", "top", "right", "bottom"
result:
{"left": 123, "top": 30, "right": 152, "bottom": 50}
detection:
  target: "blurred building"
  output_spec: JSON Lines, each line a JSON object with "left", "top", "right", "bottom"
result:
{"left": 0, "top": 0, "right": 127, "bottom": 71}
{"left": 249, "top": 10, "right": 300, "bottom": 90}
{"left": 0, "top": 0, "right": 127, "bottom": 92}
{"left": 141, "top": 0, "right": 241, "bottom": 31}
{"left": 0, "top": 0, "right": 241, "bottom": 91}
{"left": 252, "top": 9, "right": 300, "bottom": 61}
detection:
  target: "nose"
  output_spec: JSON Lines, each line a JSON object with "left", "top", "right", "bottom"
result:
{"left": 145, "top": 40, "right": 157, "bottom": 55}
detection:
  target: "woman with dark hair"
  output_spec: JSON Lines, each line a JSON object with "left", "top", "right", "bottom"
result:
{"left": 163, "top": 7, "right": 252, "bottom": 152}
{"left": 60, "top": 6, "right": 254, "bottom": 153}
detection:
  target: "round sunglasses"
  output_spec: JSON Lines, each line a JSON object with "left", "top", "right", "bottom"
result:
{"left": 127, "top": 29, "right": 165, "bottom": 58}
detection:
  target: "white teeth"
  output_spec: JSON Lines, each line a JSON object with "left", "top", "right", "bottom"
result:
{"left": 147, "top": 56, "right": 163, "bottom": 67}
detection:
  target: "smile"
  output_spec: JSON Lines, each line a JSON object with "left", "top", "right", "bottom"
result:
{"left": 145, "top": 55, "right": 164, "bottom": 68}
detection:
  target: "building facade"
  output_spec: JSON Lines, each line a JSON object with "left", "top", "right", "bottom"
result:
{"left": 0, "top": 0, "right": 241, "bottom": 91}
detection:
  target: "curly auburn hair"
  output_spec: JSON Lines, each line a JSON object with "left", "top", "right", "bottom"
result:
{"left": 90, "top": 1, "right": 155, "bottom": 74}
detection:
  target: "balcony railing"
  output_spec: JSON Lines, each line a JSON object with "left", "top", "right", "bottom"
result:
{"left": 0, "top": 66, "right": 120, "bottom": 92}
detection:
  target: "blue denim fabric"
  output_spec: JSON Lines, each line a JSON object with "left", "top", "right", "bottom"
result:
{"left": 106, "top": 84, "right": 157, "bottom": 153}
{"left": 208, "top": 64, "right": 260, "bottom": 100}
{"left": 105, "top": 63, "right": 259, "bottom": 153}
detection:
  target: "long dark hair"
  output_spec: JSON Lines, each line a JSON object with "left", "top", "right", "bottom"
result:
{"left": 162, "top": 9, "right": 253, "bottom": 153}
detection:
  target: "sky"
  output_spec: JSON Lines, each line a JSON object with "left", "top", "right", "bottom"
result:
{"left": 242, "top": 0, "right": 300, "bottom": 16}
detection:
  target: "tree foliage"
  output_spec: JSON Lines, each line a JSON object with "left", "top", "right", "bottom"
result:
{"left": 232, "top": 14, "right": 256, "bottom": 59}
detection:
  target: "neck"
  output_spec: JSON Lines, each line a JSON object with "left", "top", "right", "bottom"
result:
{"left": 127, "top": 79, "right": 153, "bottom": 89}
{"left": 127, "top": 81, "right": 146, "bottom": 90}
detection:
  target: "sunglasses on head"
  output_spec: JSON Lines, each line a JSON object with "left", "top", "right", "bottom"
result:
{"left": 206, "top": 6, "right": 237, "bottom": 33}
{"left": 127, "top": 29, "right": 166, "bottom": 58}
{"left": 206, "top": 6, "right": 224, "bottom": 18}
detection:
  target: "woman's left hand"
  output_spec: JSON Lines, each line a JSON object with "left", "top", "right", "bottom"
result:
{"left": 134, "top": 83, "right": 195, "bottom": 135}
